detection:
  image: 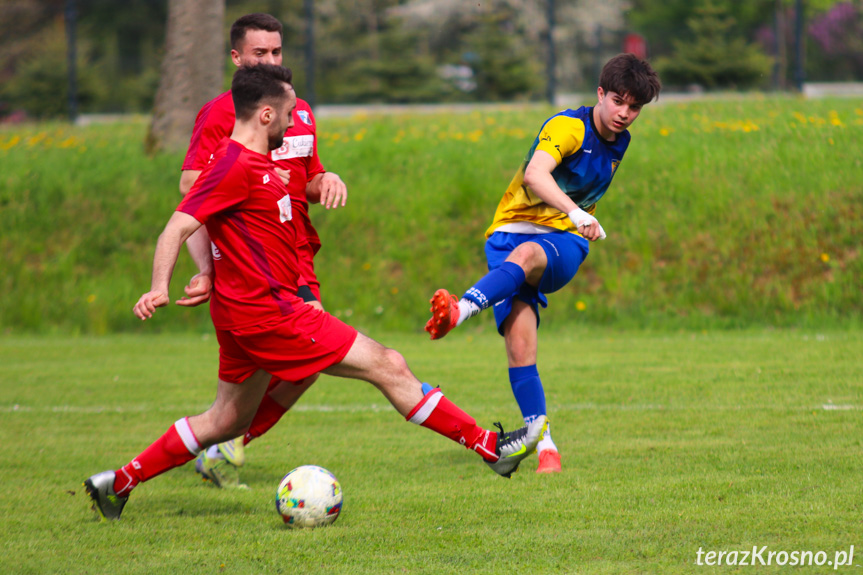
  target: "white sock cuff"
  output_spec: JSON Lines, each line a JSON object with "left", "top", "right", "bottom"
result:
{"left": 408, "top": 390, "right": 443, "bottom": 425}
{"left": 457, "top": 299, "right": 481, "bottom": 326}
{"left": 174, "top": 417, "right": 202, "bottom": 456}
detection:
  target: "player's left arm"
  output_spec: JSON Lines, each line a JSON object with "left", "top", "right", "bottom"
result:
{"left": 306, "top": 172, "right": 347, "bottom": 209}
{"left": 133, "top": 211, "right": 203, "bottom": 320}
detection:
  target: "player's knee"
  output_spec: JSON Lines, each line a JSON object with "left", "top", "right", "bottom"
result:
{"left": 380, "top": 347, "right": 411, "bottom": 379}
{"left": 508, "top": 242, "right": 544, "bottom": 274}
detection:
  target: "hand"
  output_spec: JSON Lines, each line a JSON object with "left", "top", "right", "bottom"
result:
{"left": 133, "top": 290, "right": 170, "bottom": 320}
{"left": 577, "top": 220, "right": 607, "bottom": 241}
{"left": 275, "top": 167, "right": 290, "bottom": 186}
{"left": 176, "top": 272, "right": 213, "bottom": 307}
{"left": 567, "top": 208, "right": 607, "bottom": 241}
{"left": 318, "top": 172, "right": 347, "bottom": 209}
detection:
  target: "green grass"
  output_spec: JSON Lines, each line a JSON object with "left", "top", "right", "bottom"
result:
{"left": 1, "top": 96, "right": 861, "bottom": 334}
{"left": 1, "top": 329, "right": 861, "bottom": 573}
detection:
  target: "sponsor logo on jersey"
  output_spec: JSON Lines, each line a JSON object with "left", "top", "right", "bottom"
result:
{"left": 211, "top": 242, "right": 222, "bottom": 261}
{"left": 271, "top": 135, "right": 314, "bottom": 161}
{"left": 278, "top": 194, "right": 293, "bottom": 222}
{"left": 297, "top": 110, "right": 312, "bottom": 126}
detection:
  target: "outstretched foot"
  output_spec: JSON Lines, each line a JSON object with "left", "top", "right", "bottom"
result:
{"left": 425, "top": 289, "right": 460, "bottom": 340}
{"left": 84, "top": 470, "right": 128, "bottom": 521}
{"left": 484, "top": 416, "right": 548, "bottom": 478}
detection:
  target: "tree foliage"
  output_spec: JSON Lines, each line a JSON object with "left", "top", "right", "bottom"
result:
{"left": 0, "top": 0, "right": 860, "bottom": 118}
{"left": 653, "top": 0, "right": 773, "bottom": 90}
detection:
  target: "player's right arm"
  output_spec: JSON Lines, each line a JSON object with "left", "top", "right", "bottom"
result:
{"left": 134, "top": 211, "right": 203, "bottom": 320}
{"left": 177, "top": 169, "right": 215, "bottom": 305}
{"left": 524, "top": 115, "right": 606, "bottom": 241}
{"left": 523, "top": 151, "right": 605, "bottom": 241}
{"left": 178, "top": 95, "right": 229, "bottom": 298}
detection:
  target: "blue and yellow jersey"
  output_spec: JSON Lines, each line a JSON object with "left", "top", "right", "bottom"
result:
{"left": 486, "top": 106, "right": 630, "bottom": 237}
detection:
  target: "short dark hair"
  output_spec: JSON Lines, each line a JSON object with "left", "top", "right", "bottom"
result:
{"left": 231, "top": 64, "right": 293, "bottom": 121}
{"left": 600, "top": 54, "right": 662, "bottom": 105}
{"left": 230, "top": 13, "right": 283, "bottom": 50}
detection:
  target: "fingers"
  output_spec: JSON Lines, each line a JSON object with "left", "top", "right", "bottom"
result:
{"left": 320, "top": 175, "right": 347, "bottom": 209}
{"left": 176, "top": 274, "right": 213, "bottom": 307}
{"left": 578, "top": 222, "right": 606, "bottom": 242}
{"left": 185, "top": 274, "right": 213, "bottom": 298}
{"left": 275, "top": 167, "right": 291, "bottom": 186}
{"left": 133, "top": 292, "right": 169, "bottom": 320}
{"left": 176, "top": 294, "right": 210, "bottom": 307}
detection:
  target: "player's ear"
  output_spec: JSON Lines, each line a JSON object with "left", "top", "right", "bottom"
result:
{"left": 231, "top": 49, "right": 242, "bottom": 67}
{"left": 597, "top": 86, "right": 605, "bottom": 103}
{"left": 260, "top": 105, "right": 274, "bottom": 125}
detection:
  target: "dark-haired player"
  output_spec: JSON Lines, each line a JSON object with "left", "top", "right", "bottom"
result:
{"left": 425, "top": 54, "right": 661, "bottom": 474}
{"left": 84, "top": 64, "right": 545, "bottom": 521}
{"left": 177, "top": 14, "right": 346, "bottom": 485}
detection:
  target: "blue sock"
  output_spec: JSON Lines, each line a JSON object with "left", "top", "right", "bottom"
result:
{"left": 509, "top": 365, "right": 546, "bottom": 423}
{"left": 420, "top": 382, "right": 435, "bottom": 395}
{"left": 463, "top": 261, "right": 526, "bottom": 310}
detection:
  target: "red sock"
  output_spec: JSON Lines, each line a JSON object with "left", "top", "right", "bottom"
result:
{"left": 406, "top": 388, "right": 498, "bottom": 462}
{"left": 243, "top": 393, "right": 288, "bottom": 445}
{"left": 113, "top": 418, "right": 201, "bottom": 497}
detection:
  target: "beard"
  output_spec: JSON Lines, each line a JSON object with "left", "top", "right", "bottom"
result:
{"left": 268, "top": 129, "right": 285, "bottom": 151}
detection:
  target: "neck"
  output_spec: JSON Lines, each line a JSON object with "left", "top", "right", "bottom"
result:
{"left": 592, "top": 105, "right": 616, "bottom": 142}
{"left": 230, "top": 121, "right": 270, "bottom": 155}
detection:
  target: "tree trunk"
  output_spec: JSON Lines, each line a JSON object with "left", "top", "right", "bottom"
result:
{"left": 145, "top": 0, "right": 225, "bottom": 155}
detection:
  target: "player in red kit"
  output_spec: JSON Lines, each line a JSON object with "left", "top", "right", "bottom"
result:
{"left": 83, "top": 64, "right": 546, "bottom": 521}
{"left": 176, "top": 14, "right": 347, "bottom": 485}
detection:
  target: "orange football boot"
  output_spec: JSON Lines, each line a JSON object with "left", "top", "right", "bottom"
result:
{"left": 536, "top": 449, "right": 562, "bottom": 474}
{"left": 424, "top": 289, "right": 460, "bottom": 340}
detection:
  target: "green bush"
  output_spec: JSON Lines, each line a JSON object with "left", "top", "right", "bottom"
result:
{"left": 654, "top": 0, "right": 773, "bottom": 90}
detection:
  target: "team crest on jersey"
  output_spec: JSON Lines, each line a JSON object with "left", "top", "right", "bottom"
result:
{"left": 263, "top": 174, "right": 270, "bottom": 184}
{"left": 297, "top": 110, "right": 312, "bottom": 126}
{"left": 611, "top": 160, "right": 621, "bottom": 175}
{"left": 210, "top": 242, "right": 222, "bottom": 261}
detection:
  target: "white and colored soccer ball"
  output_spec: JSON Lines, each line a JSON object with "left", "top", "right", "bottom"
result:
{"left": 275, "top": 465, "right": 343, "bottom": 528}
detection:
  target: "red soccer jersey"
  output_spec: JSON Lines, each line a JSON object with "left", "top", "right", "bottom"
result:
{"left": 178, "top": 138, "right": 305, "bottom": 330}
{"left": 182, "top": 91, "right": 325, "bottom": 250}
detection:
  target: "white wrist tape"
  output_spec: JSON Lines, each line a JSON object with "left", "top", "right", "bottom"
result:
{"left": 567, "top": 207, "right": 596, "bottom": 228}
{"left": 567, "top": 208, "right": 607, "bottom": 240}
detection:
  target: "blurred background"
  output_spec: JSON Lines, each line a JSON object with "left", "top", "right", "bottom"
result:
{"left": 2, "top": 0, "right": 862, "bottom": 122}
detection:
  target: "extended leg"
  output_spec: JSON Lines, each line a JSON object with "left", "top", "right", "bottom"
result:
{"left": 84, "top": 369, "right": 271, "bottom": 520}
{"left": 323, "top": 332, "right": 546, "bottom": 478}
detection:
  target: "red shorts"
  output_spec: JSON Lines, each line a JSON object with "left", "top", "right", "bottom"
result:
{"left": 216, "top": 305, "right": 357, "bottom": 384}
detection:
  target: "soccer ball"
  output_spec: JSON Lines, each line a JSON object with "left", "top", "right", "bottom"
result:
{"left": 275, "top": 465, "right": 343, "bottom": 528}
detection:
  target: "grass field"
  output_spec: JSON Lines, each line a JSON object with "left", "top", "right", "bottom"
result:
{"left": 1, "top": 329, "right": 861, "bottom": 573}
